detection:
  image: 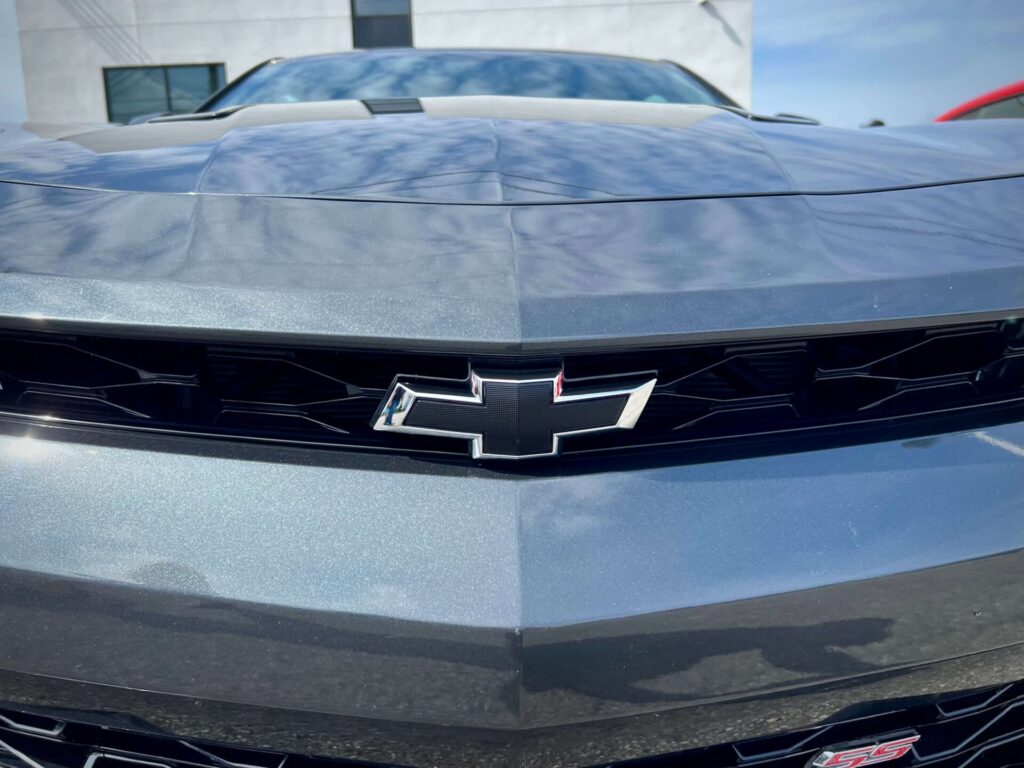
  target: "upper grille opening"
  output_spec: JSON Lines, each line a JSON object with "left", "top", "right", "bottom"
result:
{"left": 0, "top": 318, "right": 1021, "bottom": 466}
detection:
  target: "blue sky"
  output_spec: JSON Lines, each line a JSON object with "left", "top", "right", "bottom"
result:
{"left": 752, "top": 0, "right": 1024, "bottom": 126}
{"left": 0, "top": 1, "right": 1021, "bottom": 125}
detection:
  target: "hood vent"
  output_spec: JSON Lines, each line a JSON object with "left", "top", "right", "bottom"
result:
{"left": 362, "top": 97, "right": 423, "bottom": 115}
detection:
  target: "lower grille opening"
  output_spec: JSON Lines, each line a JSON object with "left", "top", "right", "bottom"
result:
{"left": 2, "top": 680, "right": 1023, "bottom": 767}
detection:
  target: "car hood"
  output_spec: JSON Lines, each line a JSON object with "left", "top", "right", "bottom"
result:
{"left": 0, "top": 97, "right": 1022, "bottom": 347}
{"left": 0, "top": 96, "right": 1022, "bottom": 201}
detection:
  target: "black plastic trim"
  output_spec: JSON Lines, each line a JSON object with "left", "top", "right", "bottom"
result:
{"left": 0, "top": 316, "right": 1020, "bottom": 471}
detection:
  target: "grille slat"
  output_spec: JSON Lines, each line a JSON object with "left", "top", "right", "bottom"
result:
{"left": 0, "top": 318, "right": 1021, "bottom": 463}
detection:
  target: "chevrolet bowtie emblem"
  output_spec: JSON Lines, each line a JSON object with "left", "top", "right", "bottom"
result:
{"left": 373, "top": 370, "right": 656, "bottom": 459}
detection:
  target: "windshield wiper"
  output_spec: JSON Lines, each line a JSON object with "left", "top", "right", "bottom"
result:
{"left": 147, "top": 104, "right": 249, "bottom": 124}
{"left": 717, "top": 105, "right": 820, "bottom": 125}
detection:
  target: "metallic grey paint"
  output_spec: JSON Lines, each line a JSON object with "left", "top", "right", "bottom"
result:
{"left": 0, "top": 96, "right": 1022, "bottom": 766}
{"left": 1, "top": 101, "right": 1022, "bottom": 200}
{"left": 0, "top": 178, "right": 1021, "bottom": 347}
{"left": 0, "top": 422, "right": 1022, "bottom": 761}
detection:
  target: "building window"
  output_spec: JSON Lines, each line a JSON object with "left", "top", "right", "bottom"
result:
{"left": 352, "top": 0, "right": 412, "bottom": 48}
{"left": 103, "top": 64, "right": 226, "bottom": 124}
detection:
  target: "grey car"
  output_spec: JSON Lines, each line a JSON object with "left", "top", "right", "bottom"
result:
{"left": 0, "top": 49, "right": 1022, "bottom": 768}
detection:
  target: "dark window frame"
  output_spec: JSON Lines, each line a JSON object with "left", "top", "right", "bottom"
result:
{"left": 957, "top": 94, "right": 1024, "bottom": 121}
{"left": 350, "top": 0, "right": 413, "bottom": 49}
{"left": 102, "top": 62, "right": 226, "bottom": 123}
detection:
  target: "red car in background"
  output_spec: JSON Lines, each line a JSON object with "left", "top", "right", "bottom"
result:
{"left": 936, "top": 80, "right": 1024, "bottom": 121}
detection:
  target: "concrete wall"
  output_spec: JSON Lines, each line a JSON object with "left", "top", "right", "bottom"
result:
{"left": 0, "top": 0, "right": 28, "bottom": 121}
{"left": 15, "top": 0, "right": 750, "bottom": 125}
{"left": 16, "top": 0, "right": 353, "bottom": 123}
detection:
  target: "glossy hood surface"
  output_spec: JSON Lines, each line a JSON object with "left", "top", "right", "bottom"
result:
{"left": 0, "top": 97, "right": 1022, "bottom": 346}
{"left": 1, "top": 97, "right": 1022, "bottom": 202}
{"left": 2, "top": 98, "right": 1024, "bottom": 768}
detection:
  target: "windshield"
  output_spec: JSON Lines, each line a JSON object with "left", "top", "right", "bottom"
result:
{"left": 203, "top": 50, "right": 730, "bottom": 111}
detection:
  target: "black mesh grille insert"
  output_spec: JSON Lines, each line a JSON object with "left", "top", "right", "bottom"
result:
{"left": 0, "top": 318, "right": 1021, "bottom": 464}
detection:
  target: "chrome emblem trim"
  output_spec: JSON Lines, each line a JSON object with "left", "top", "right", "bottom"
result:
{"left": 811, "top": 734, "right": 921, "bottom": 768}
{"left": 373, "top": 370, "right": 656, "bottom": 460}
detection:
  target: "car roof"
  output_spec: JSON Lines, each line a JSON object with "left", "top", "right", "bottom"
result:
{"left": 935, "top": 80, "right": 1024, "bottom": 121}
{"left": 198, "top": 47, "right": 740, "bottom": 113}
{"left": 273, "top": 47, "right": 677, "bottom": 68}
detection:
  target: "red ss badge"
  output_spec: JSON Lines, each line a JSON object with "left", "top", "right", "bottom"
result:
{"left": 811, "top": 735, "right": 920, "bottom": 768}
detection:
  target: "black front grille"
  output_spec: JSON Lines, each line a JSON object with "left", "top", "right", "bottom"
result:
{"left": 0, "top": 708, "right": 382, "bottom": 768}
{"left": 0, "top": 318, "right": 1021, "bottom": 465}
{"left": 618, "top": 680, "right": 1024, "bottom": 767}
{"left": 1, "top": 681, "right": 1023, "bottom": 767}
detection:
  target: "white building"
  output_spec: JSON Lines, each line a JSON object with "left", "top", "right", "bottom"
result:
{"left": 12, "top": 0, "right": 751, "bottom": 125}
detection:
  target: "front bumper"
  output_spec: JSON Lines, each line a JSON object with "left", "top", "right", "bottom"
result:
{"left": 1, "top": 419, "right": 1023, "bottom": 766}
